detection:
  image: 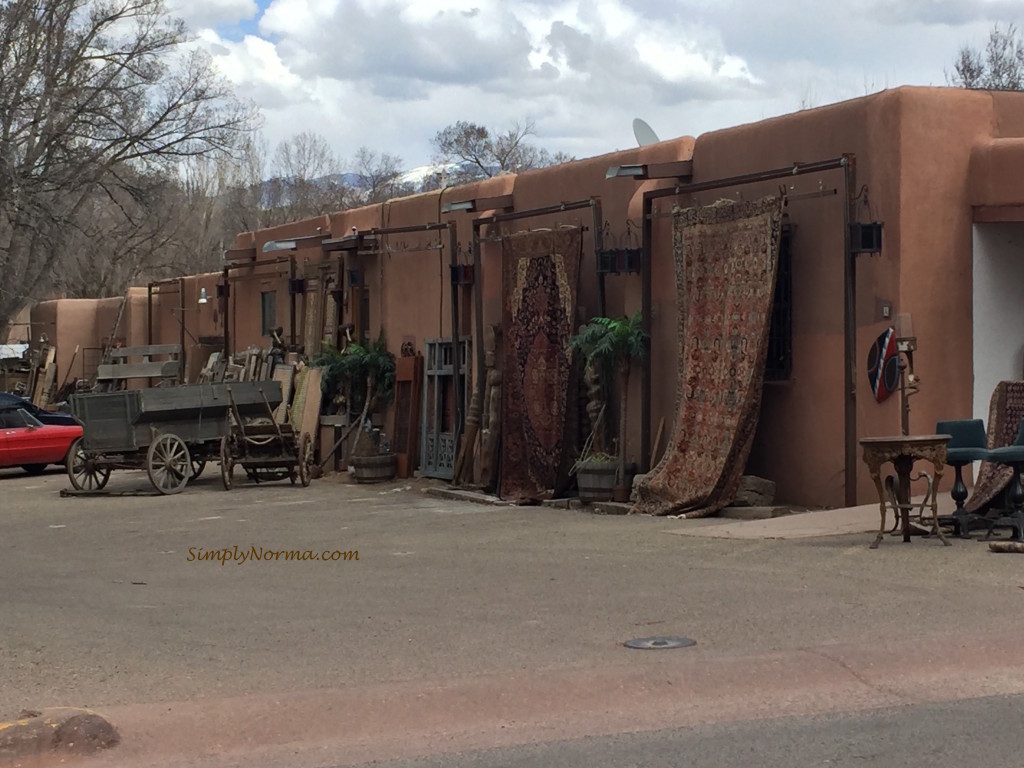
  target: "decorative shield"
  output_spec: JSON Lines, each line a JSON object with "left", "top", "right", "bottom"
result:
{"left": 867, "top": 327, "right": 899, "bottom": 403}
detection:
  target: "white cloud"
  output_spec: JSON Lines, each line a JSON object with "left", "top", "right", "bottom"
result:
{"left": 168, "top": 0, "right": 258, "bottom": 31}
{"left": 181, "top": 0, "right": 1017, "bottom": 170}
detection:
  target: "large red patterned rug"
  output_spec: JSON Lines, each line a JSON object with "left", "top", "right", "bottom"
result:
{"left": 965, "top": 380, "right": 1024, "bottom": 513}
{"left": 499, "top": 227, "right": 582, "bottom": 502}
{"left": 633, "top": 196, "right": 784, "bottom": 517}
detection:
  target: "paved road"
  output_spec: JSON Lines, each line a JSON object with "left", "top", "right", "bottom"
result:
{"left": 339, "top": 694, "right": 1024, "bottom": 768}
{"left": 2, "top": 465, "right": 1024, "bottom": 767}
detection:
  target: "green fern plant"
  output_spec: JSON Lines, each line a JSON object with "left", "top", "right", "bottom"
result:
{"left": 567, "top": 310, "right": 648, "bottom": 483}
{"left": 314, "top": 332, "right": 396, "bottom": 423}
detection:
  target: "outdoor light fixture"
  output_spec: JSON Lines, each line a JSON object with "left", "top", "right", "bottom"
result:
{"left": 606, "top": 164, "right": 647, "bottom": 179}
{"left": 198, "top": 288, "right": 209, "bottom": 305}
{"left": 441, "top": 195, "right": 514, "bottom": 214}
{"left": 850, "top": 221, "right": 884, "bottom": 254}
{"left": 605, "top": 160, "right": 694, "bottom": 181}
{"left": 262, "top": 239, "right": 297, "bottom": 253}
{"left": 441, "top": 200, "right": 475, "bottom": 213}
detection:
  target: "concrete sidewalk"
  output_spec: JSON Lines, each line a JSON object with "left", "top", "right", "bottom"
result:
{"left": 664, "top": 493, "right": 958, "bottom": 540}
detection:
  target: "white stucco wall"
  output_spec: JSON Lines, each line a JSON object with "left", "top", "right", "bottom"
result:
{"left": 973, "top": 223, "right": 1024, "bottom": 425}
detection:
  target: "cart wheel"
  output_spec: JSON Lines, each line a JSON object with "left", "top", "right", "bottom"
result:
{"left": 298, "top": 432, "right": 313, "bottom": 487}
{"left": 188, "top": 458, "right": 207, "bottom": 483}
{"left": 147, "top": 434, "right": 191, "bottom": 495}
{"left": 66, "top": 437, "right": 111, "bottom": 491}
{"left": 220, "top": 435, "right": 233, "bottom": 491}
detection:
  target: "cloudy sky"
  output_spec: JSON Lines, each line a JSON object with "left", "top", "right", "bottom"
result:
{"left": 172, "top": 0, "right": 1023, "bottom": 173}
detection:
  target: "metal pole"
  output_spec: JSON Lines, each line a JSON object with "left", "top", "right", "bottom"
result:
{"left": 289, "top": 255, "right": 297, "bottom": 347}
{"left": 449, "top": 224, "right": 464, "bottom": 446}
{"left": 147, "top": 282, "right": 153, "bottom": 347}
{"left": 473, "top": 198, "right": 596, "bottom": 228}
{"left": 591, "top": 199, "right": 607, "bottom": 317}
{"left": 222, "top": 266, "right": 230, "bottom": 359}
{"left": 842, "top": 154, "right": 858, "bottom": 507}
{"left": 641, "top": 192, "right": 654, "bottom": 473}
{"left": 178, "top": 277, "right": 186, "bottom": 384}
{"left": 472, "top": 220, "right": 486, "bottom": 419}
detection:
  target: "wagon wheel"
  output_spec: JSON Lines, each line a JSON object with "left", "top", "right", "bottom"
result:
{"left": 146, "top": 434, "right": 191, "bottom": 495}
{"left": 188, "top": 458, "right": 207, "bottom": 483}
{"left": 298, "top": 432, "right": 313, "bottom": 487}
{"left": 66, "top": 437, "right": 111, "bottom": 491}
{"left": 220, "top": 435, "right": 233, "bottom": 491}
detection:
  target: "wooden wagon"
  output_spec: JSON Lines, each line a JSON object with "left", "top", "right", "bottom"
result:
{"left": 66, "top": 381, "right": 283, "bottom": 495}
{"left": 219, "top": 384, "right": 313, "bottom": 490}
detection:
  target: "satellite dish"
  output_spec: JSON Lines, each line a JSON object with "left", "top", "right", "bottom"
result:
{"left": 633, "top": 118, "right": 660, "bottom": 147}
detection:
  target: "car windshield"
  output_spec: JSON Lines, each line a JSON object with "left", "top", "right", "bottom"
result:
{"left": 0, "top": 407, "right": 43, "bottom": 429}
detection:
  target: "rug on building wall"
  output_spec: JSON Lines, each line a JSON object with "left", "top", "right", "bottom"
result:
{"left": 633, "top": 196, "right": 784, "bottom": 517}
{"left": 499, "top": 227, "right": 582, "bottom": 502}
{"left": 965, "top": 380, "right": 1024, "bottom": 513}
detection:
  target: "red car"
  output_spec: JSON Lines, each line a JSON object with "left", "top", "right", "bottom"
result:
{"left": 0, "top": 406, "right": 83, "bottom": 474}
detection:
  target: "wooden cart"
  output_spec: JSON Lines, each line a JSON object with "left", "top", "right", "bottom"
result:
{"left": 66, "top": 381, "right": 283, "bottom": 495}
{"left": 219, "top": 384, "right": 313, "bottom": 490}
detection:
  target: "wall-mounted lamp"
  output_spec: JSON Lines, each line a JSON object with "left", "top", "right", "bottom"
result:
{"left": 606, "top": 165, "right": 647, "bottom": 179}
{"left": 263, "top": 239, "right": 297, "bottom": 253}
{"left": 605, "top": 160, "right": 693, "bottom": 181}
{"left": 442, "top": 200, "right": 475, "bottom": 213}
{"left": 850, "top": 222, "right": 884, "bottom": 254}
{"left": 198, "top": 288, "right": 209, "bottom": 305}
{"left": 441, "top": 194, "right": 514, "bottom": 214}
{"left": 450, "top": 264, "right": 475, "bottom": 285}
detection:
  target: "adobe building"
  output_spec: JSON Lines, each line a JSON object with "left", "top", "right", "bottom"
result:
{"left": 35, "top": 86, "right": 1024, "bottom": 509}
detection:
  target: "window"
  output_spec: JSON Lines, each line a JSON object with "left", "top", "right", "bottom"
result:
{"left": 764, "top": 225, "right": 793, "bottom": 381}
{"left": 0, "top": 408, "right": 40, "bottom": 429}
{"left": 260, "top": 291, "right": 276, "bottom": 337}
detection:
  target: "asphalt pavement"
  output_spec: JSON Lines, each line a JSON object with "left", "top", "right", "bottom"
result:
{"left": 2, "top": 464, "right": 1023, "bottom": 767}
{"left": 339, "top": 694, "right": 1024, "bottom": 768}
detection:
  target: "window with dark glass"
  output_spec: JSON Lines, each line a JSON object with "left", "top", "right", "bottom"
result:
{"left": 260, "top": 291, "right": 276, "bottom": 337}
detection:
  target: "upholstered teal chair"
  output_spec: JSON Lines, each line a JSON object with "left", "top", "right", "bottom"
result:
{"left": 936, "top": 419, "right": 990, "bottom": 538}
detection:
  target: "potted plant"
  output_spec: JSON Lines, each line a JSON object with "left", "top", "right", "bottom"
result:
{"left": 567, "top": 310, "right": 648, "bottom": 502}
{"left": 314, "top": 332, "right": 397, "bottom": 481}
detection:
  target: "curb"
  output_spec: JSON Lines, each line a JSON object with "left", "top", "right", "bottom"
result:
{"left": 0, "top": 708, "right": 119, "bottom": 765}
{"left": 425, "top": 486, "right": 516, "bottom": 506}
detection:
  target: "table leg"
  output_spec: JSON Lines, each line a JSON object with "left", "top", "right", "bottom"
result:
{"left": 930, "top": 462, "right": 950, "bottom": 546}
{"left": 895, "top": 455, "right": 913, "bottom": 543}
{"left": 868, "top": 466, "right": 886, "bottom": 549}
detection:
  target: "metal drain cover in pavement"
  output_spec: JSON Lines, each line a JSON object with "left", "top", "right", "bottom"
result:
{"left": 624, "top": 636, "right": 696, "bottom": 650}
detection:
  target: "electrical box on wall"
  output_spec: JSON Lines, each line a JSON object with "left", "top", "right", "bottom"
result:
{"left": 850, "top": 222, "right": 884, "bottom": 254}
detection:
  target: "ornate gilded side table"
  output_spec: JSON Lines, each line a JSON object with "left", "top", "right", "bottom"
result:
{"left": 860, "top": 435, "right": 952, "bottom": 549}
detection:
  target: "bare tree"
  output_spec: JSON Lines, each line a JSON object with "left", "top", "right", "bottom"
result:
{"left": 427, "top": 120, "right": 572, "bottom": 188}
{"left": 266, "top": 131, "right": 348, "bottom": 223}
{"left": 55, "top": 173, "right": 180, "bottom": 298}
{"left": 0, "top": 0, "right": 253, "bottom": 326}
{"left": 948, "top": 23, "right": 1024, "bottom": 90}
{"left": 220, "top": 132, "right": 270, "bottom": 236}
{"left": 349, "top": 147, "right": 414, "bottom": 206}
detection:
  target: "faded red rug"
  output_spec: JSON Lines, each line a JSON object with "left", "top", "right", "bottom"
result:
{"left": 633, "top": 196, "right": 784, "bottom": 517}
{"left": 965, "top": 381, "right": 1024, "bottom": 513}
{"left": 499, "top": 227, "right": 582, "bottom": 502}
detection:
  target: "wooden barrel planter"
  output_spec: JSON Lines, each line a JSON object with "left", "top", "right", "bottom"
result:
{"left": 351, "top": 453, "right": 397, "bottom": 483}
{"left": 576, "top": 460, "right": 618, "bottom": 503}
